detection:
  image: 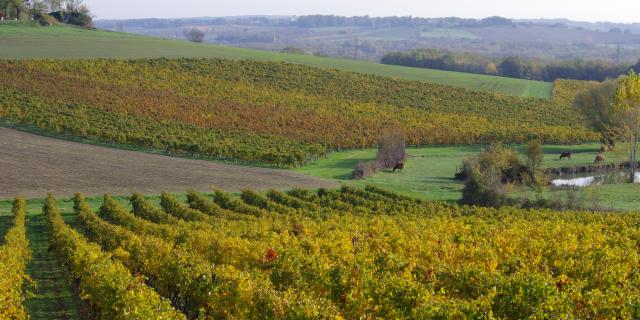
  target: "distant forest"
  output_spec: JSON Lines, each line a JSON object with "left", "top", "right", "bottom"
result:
{"left": 96, "top": 14, "right": 640, "bottom": 69}
{"left": 381, "top": 49, "right": 640, "bottom": 82}
{"left": 98, "top": 15, "right": 640, "bottom": 33}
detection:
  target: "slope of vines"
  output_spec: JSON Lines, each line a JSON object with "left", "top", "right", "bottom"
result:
{"left": 42, "top": 194, "right": 186, "bottom": 319}
{"left": 0, "top": 197, "right": 31, "bottom": 319}
{"left": 0, "top": 59, "right": 598, "bottom": 166}
{"left": 39, "top": 186, "right": 640, "bottom": 319}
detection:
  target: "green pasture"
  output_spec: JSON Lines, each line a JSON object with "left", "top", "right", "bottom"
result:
{"left": 295, "top": 144, "right": 639, "bottom": 209}
{"left": 420, "top": 28, "right": 480, "bottom": 39}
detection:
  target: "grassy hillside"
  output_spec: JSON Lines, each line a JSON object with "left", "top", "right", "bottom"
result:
{"left": 0, "top": 22, "right": 552, "bottom": 98}
{"left": 0, "top": 59, "right": 597, "bottom": 167}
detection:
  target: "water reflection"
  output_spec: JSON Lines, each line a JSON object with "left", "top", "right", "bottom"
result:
{"left": 551, "top": 171, "right": 640, "bottom": 187}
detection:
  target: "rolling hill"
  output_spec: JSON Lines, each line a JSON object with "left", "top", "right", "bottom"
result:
{"left": 0, "top": 21, "right": 552, "bottom": 98}
{"left": 0, "top": 58, "right": 596, "bottom": 167}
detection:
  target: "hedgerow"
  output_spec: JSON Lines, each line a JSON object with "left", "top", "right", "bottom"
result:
{"left": 0, "top": 59, "right": 599, "bottom": 166}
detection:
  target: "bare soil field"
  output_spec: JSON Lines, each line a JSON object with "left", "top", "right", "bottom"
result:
{"left": 0, "top": 127, "right": 337, "bottom": 199}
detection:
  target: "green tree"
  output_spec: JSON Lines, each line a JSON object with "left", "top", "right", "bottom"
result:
{"left": 29, "top": 0, "right": 47, "bottom": 16}
{"left": 499, "top": 56, "right": 527, "bottom": 78}
{"left": 632, "top": 59, "right": 640, "bottom": 73}
{"left": 485, "top": 62, "right": 498, "bottom": 75}
{"left": 4, "top": 0, "right": 29, "bottom": 19}
{"left": 574, "top": 79, "right": 621, "bottom": 149}
{"left": 44, "top": 0, "right": 62, "bottom": 11}
{"left": 614, "top": 71, "right": 640, "bottom": 182}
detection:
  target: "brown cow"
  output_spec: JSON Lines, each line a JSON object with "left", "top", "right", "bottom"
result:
{"left": 594, "top": 153, "right": 605, "bottom": 163}
{"left": 600, "top": 145, "right": 608, "bottom": 153}
{"left": 393, "top": 162, "right": 405, "bottom": 172}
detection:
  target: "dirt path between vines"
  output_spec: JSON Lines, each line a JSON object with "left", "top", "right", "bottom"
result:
{"left": 0, "top": 127, "right": 338, "bottom": 199}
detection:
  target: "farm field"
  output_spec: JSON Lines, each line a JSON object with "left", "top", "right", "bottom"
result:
{"left": 0, "top": 127, "right": 336, "bottom": 199}
{"left": 420, "top": 28, "right": 481, "bottom": 39}
{"left": 2, "top": 186, "right": 640, "bottom": 318}
{"left": 0, "top": 22, "right": 552, "bottom": 98}
{"left": 295, "top": 144, "right": 640, "bottom": 210}
{"left": 0, "top": 58, "right": 596, "bottom": 167}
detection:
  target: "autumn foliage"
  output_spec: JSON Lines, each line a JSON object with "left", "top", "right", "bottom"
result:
{"left": 32, "top": 186, "right": 640, "bottom": 319}
{"left": 0, "top": 59, "right": 599, "bottom": 166}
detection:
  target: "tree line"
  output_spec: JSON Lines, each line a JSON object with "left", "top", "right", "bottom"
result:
{"left": 0, "top": 0, "right": 92, "bottom": 27}
{"left": 381, "top": 48, "right": 640, "bottom": 82}
{"left": 293, "top": 15, "right": 513, "bottom": 29}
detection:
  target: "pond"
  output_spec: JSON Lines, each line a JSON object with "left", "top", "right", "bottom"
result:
{"left": 551, "top": 171, "right": 640, "bottom": 187}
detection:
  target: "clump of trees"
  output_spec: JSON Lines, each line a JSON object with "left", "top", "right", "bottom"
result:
{"left": 461, "top": 142, "right": 546, "bottom": 207}
{"left": 574, "top": 79, "right": 621, "bottom": 149}
{"left": 461, "top": 144, "right": 524, "bottom": 207}
{"left": 352, "top": 130, "right": 406, "bottom": 179}
{"left": 183, "top": 27, "right": 206, "bottom": 43}
{"left": 0, "top": 0, "right": 92, "bottom": 27}
{"left": 381, "top": 48, "right": 636, "bottom": 82}
{"left": 293, "top": 15, "right": 512, "bottom": 29}
{"left": 575, "top": 71, "right": 640, "bottom": 182}
{"left": 613, "top": 71, "right": 640, "bottom": 182}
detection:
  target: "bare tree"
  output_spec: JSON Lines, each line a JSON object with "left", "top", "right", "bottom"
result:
{"left": 183, "top": 27, "right": 206, "bottom": 43}
{"left": 351, "top": 129, "right": 407, "bottom": 180}
{"left": 376, "top": 129, "right": 407, "bottom": 169}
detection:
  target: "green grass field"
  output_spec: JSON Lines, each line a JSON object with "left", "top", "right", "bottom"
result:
{"left": 0, "top": 21, "right": 552, "bottom": 98}
{"left": 420, "top": 28, "right": 480, "bottom": 39}
{"left": 295, "top": 144, "right": 640, "bottom": 210}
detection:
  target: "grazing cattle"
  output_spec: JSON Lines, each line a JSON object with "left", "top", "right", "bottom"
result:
{"left": 393, "top": 162, "right": 405, "bottom": 172}
{"left": 559, "top": 152, "right": 572, "bottom": 160}
{"left": 594, "top": 153, "right": 605, "bottom": 163}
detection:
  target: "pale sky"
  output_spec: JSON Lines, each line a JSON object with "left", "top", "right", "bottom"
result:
{"left": 85, "top": 0, "right": 640, "bottom": 23}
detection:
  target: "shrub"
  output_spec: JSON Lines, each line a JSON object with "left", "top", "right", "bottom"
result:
{"left": 352, "top": 161, "right": 378, "bottom": 179}
{"left": 37, "top": 13, "right": 57, "bottom": 26}
{"left": 280, "top": 47, "right": 306, "bottom": 54}
{"left": 183, "top": 27, "right": 206, "bottom": 43}
{"left": 461, "top": 143, "right": 525, "bottom": 207}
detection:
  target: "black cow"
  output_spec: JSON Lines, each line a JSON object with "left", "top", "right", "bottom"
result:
{"left": 393, "top": 162, "right": 405, "bottom": 172}
{"left": 559, "top": 152, "right": 572, "bottom": 160}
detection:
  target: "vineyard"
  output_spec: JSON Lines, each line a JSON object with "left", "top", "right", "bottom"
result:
{"left": 2, "top": 186, "right": 640, "bottom": 319}
{"left": 0, "top": 21, "right": 551, "bottom": 99}
{"left": 0, "top": 59, "right": 598, "bottom": 167}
